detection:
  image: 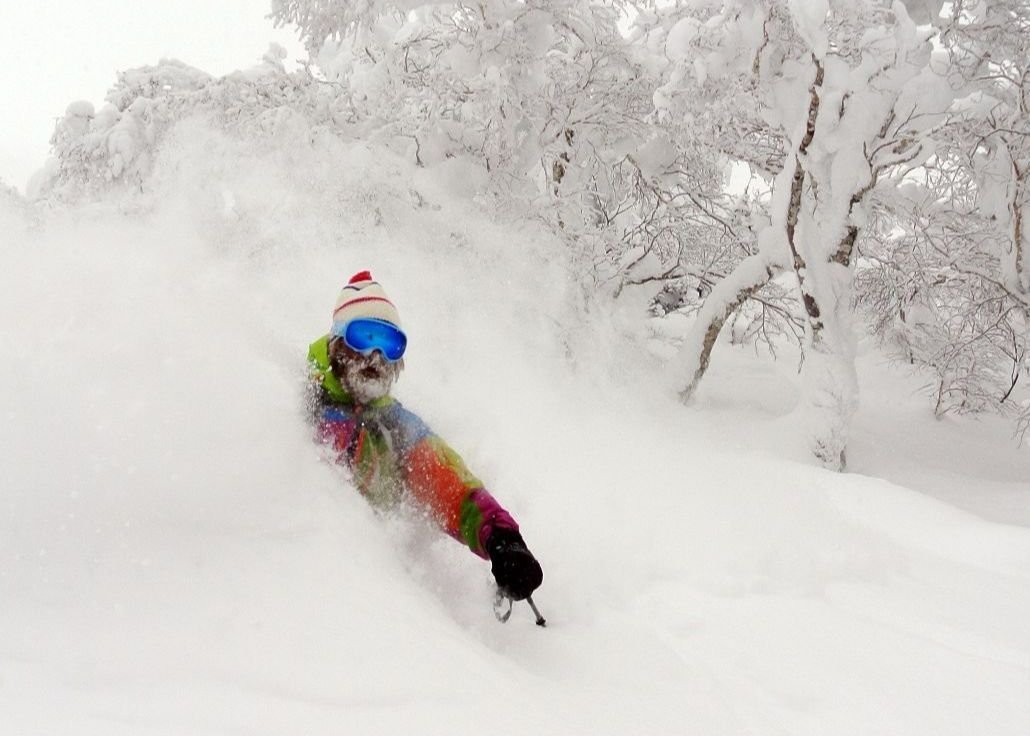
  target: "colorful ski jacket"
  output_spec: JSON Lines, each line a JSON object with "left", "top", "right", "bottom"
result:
{"left": 306, "top": 335, "right": 518, "bottom": 558}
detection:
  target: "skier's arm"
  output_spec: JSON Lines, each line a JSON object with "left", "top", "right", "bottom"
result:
{"left": 389, "top": 405, "right": 518, "bottom": 557}
{"left": 406, "top": 434, "right": 542, "bottom": 599}
{"left": 404, "top": 434, "right": 519, "bottom": 557}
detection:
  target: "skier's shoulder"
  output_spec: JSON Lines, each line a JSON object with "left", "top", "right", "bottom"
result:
{"left": 307, "top": 334, "right": 331, "bottom": 368}
{"left": 375, "top": 395, "right": 417, "bottom": 423}
{"left": 306, "top": 333, "right": 353, "bottom": 405}
{"left": 376, "top": 396, "right": 433, "bottom": 442}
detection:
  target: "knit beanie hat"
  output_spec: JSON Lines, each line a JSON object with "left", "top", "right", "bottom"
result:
{"left": 330, "top": 271, "right": 402, "bottom": 336}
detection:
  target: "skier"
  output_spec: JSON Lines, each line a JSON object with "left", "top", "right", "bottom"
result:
{"left": 306, "top": 271, "right": 544, "bottom": 604}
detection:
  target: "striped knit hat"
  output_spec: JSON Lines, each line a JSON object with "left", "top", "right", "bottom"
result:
{"left": 330, "top": 271, "right": 402, "bottom": 335}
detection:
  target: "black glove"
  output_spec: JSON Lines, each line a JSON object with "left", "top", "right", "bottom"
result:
{"left": 485, "top": 528, "right": 543, "bottom": 601}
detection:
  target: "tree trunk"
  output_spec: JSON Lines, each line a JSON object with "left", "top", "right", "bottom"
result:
{"left": 1008, "top": 159, "right": 1028, "bottom": 294}
{"left": 783, "top": 57, "right": 859, "bottom": 471}
{"left": 678, "top": 253, "right": 777, "bottom": 401}
{"left": 799, "top": 297, "right": 859, "bottom": 471}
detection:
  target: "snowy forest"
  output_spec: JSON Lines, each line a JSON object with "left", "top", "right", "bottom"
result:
{"left": 2, "top": 1, "right": 1029, "bottom": 734}
{"left": 18, "top": 0, "right": 1030, "bottom": 467}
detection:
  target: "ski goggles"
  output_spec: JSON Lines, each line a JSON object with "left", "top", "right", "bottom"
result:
{"left": 331, "top": 318, "right": 407, "bottom": 362}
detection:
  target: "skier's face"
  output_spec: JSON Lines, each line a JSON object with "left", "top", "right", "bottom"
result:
{"left": 329, "top": 338, "right": 402, "bottom": 404}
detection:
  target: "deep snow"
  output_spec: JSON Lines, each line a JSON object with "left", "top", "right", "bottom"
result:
{"left": 2, "top": 134, "right": 1029, "bottom": 735}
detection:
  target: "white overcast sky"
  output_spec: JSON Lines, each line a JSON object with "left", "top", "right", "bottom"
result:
{"left": 0, "top": 0, "right": 304, "bottom": 192}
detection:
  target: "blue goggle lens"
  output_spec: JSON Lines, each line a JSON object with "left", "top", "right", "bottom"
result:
{"left": 335, "top": 318, "right": 407, "bottom": 362}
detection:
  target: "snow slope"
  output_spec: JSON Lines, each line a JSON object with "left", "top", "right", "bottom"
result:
{"left": 2, "top": 133, "right": 1029, "bottom": 735}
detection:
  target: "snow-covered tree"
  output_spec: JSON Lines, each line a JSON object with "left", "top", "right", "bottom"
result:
{"left": 271, "top": 0, "right": 748, "bottom": 347}
{"left": 940, "top": 0, "right": 1030, "bottom": 298}
{"left": 857, "top": 0, "right": 1030, "bottom": 436}
{"left": 645, "top": 0, "right": 953, "bottom": 469}
{"left": 272, "top": 1, "right": 629, "bottom": 182}
{"left": 34, "top": 47, "right": 322, "bottom": 204}
{"left": 274, "top": 2, "right": 651, "bottom": 243}
{"left": 857, "top": 171, "right": 1029, "bottom": 427}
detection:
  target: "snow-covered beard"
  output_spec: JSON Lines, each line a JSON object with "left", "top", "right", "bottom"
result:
{"left": 337, "top": 351, "right": 401, "bottom": 405}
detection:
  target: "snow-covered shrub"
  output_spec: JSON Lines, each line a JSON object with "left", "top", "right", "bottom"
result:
{"left": 857, "top": 158, "right": 1030, "bottom": 432}
{"left": 854, "top": 0, "right": 1030, "bottom": 438}
{"left": 35, "top": 47, "right": 328, "bottom": 204}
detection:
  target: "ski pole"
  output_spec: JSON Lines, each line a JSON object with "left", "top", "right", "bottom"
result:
{"left": 526, "top": 595, "right": 547, "bottom": 627}
{"left": 493, "top": 590, "right": 547, "bottom": 627}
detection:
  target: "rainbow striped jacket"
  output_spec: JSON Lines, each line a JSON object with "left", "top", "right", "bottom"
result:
{"left": 306, "top": 335, "right": 518, "bottom": 558}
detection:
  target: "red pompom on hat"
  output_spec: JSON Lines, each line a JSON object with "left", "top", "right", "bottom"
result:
{"left": 331, "top": 271, "right": 402, "bottom": 335}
